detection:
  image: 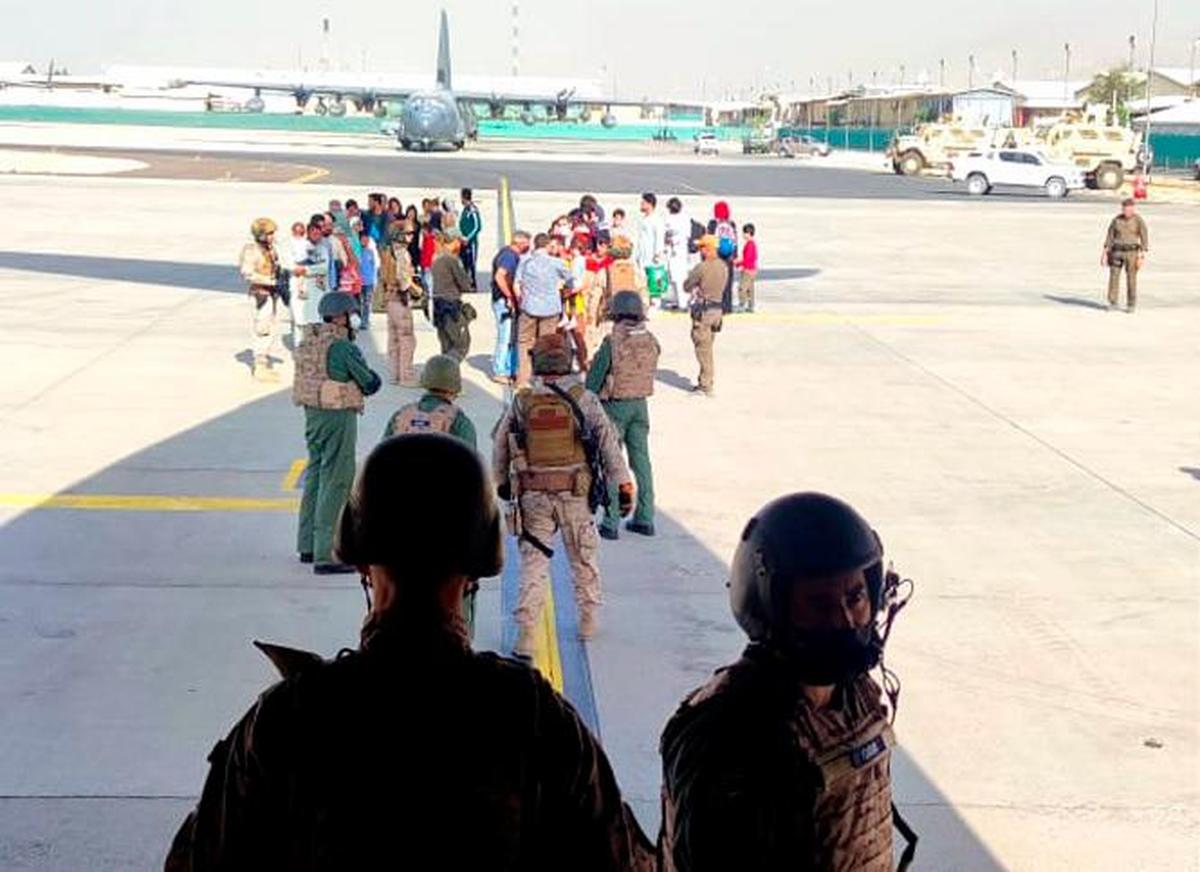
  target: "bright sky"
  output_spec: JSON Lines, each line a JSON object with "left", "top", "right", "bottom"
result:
{"left": 4, "top": 0, "right": 1199, "bottom": 98}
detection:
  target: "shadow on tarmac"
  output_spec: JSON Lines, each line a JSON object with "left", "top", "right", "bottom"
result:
{"left": 1179, "top": 466, "right": 1200, "bottom": 482}
{"left": 1043, "top": 293, "right": 1109, "bottom": 311}
{"left": 654, "top": 367, "right": 694, "bottom": 393}
{"left": 756, "top": 266, "right": 821, "bottom": 281}
{"left": 0, "top": 306, "right": 1005, "bottom": 871}
{"left": 0, "top": 251, "right": 240, "bottom": 293}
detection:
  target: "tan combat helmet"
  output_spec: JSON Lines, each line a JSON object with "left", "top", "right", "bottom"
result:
{"left": 251, "top": 217, "right": 277, "bottom": 242}
{"left": 531, "top": 333, "right": 573, "bottom": 376}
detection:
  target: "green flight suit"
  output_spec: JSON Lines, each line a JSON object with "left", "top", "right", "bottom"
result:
{"left": 297, "top": 339, "right": 381, "bottom": 563}
{"left": 585, "top": 338, "right": 655, "bottom": 534}
{"left": 380, "top": 392, "right": 479, "bottom": 635}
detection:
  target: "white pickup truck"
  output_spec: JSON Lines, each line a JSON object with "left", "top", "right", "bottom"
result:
{"left": 950, "top": 148, "right": 1086, "bottom": 198}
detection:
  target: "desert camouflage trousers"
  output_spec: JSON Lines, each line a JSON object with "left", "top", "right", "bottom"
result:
{"left": 515, "top": 490, "right": 601, "bottom": 631}
{"left": 386, "top": 300, "right": 417, "bottom": 385}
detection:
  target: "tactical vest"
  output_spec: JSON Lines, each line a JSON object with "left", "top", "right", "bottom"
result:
{"left": 389, "top": 401, "right": 456, "bottom": 436}
{"left": 292, "top": 323, "right": 365, "bottom": 412}
{"left": 798, "top": 676, "right": 895, "bottom": 872}
{"left": 660, "top": 669, "right": 894, "bottom": 872}
{"left": 608, "top": 260, "right": 639, "bottom": 295}
{"left": 606, "top": 322, "right": 659, "bottom": 400}
{"left": 515, "top": 383, "right": 587, "bottom": 471}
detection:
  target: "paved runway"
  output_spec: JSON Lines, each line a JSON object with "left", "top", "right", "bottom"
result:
{"left": 16, "top": 142, "right": 975, "bottom": 198}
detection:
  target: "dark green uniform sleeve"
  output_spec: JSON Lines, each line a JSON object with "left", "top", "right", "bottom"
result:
{"left": 452, "top": 411, "right": 478, "bottom": 449}
{"left": 585, "top": 339, "right": 613, "bottom": 394}
{"left": 328, "top": 340, "right": 382, "bottom": 396}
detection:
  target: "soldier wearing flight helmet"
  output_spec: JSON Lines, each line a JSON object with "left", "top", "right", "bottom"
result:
{"left": 658, "top": 492, "right": 916, "bottom": 872}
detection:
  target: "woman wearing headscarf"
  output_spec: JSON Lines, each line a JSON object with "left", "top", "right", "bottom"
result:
{"left": 707, "top": 201, "right": 738, "bottom": 314}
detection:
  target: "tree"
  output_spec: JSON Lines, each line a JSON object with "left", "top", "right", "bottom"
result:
{"left": 1087, "top": 65, "right": 1141, "bottom": 125}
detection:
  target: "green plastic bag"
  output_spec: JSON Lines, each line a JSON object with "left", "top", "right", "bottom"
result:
{"left": 645, "top": 264, "right": 668, "bottom": 299}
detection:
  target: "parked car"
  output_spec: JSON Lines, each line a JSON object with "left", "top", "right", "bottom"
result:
{"left": 694, "top": 132, "right": 721, "bottom": 156}
{"left": 949, "top": 148, "right": 1086, "bottom": 198}
{"left": 777, "top": 135, "right": 832, "bottom": 158}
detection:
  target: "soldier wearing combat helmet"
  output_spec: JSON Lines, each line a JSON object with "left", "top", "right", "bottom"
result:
{"left": 293, "top": 292, "right": 381, "bottom": 574}
{"left": 586, "top": 291, "right": 661, "bottom": 540}
{"left": 493, "top": 333, "right": 633, "bottom": 657}
{"left": 659, "top": 492, "right": 917, "bottom": 872}
{"left": 167, "top": 435, "right": 654, "bottom": 870}
{"left": 238, "top": 217, "right": 286, "bottom": 381}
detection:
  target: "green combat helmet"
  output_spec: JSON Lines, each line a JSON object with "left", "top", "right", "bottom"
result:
{"left": 421, "top": 354, "right": 463, "bottom": 396}
{"left": 610, "top": 291, "right": 646, "bottom": 321}
{"left": 318, "top": 292, "right": 358, "bottom": 321}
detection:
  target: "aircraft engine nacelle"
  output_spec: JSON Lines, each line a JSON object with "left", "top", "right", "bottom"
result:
{"left": 373, "top": 102, "right": 389, "bottom": 118}
{"left": 294, "top": 89, "right": 311, "bottom": 109}
{"left": 601, "top": 112, "right": 617, "bottom": 129}
{"left": 328, "top": 96, "right": 347, "bottom": 117}
{"left": 314, "top": 98, "right": 328, "bottom": 116}
{"left": 488, "top": 100, "right": 504, "bottom": 120}
{"left": 520, "top": 108, "right": 535, "bottom": 126}
{"left": 244, "top": 94, "right": 265, "bottom": 113}
{"left": 579, "top": 106, "right": 592, "bottom": 123}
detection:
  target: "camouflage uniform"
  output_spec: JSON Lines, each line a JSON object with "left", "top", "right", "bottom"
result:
{"left": 166, "top": 613, "right": 655, "bottom": 871}
{"left": 380, "top": 242, "right": 419, "bottom": 385}
{"left": 1103, "top": 211, "right": 1149, "bottom": 310}
{"left": 660, "top": 645, "right": 895, "bottom": 872}
{"left": 492, "top": 374, "right": 631, "bottom": 645}
{"left": 683, "top": 258, "right": 728, "bottom": 395}
{"left": 238, "top": 237, "right": 283, "bottom": 380}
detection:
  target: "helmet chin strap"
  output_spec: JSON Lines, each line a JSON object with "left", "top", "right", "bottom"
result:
{"left": 875, "top": 563, "right": 915, "bottom": 723}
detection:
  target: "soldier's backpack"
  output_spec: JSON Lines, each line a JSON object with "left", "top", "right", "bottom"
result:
{"left": 608, "top": 260, "right": 639, "bottom": 294}
{"left": 517, "top": 386, "right": 586, "bottom": 469}
{"left": 389, "top": 402, "right": 456, "bottom": 436}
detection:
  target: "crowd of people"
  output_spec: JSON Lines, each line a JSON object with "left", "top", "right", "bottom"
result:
{"left": 172, "top": 185, "right": 923, "bottom": 872}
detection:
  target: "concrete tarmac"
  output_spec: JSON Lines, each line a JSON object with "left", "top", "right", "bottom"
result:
{"left": 0, "top": 173, "right": 1197, "bottom": 870}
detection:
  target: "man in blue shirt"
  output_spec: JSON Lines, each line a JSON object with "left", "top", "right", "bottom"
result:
{"left": 357, "top": 231, "right": 378, "bottom": 329}
{"left": 490, "top": 230, "right": 530, "bottom": 384}
{"left": 514, "top": 233, "right": 574, "bottom": 387}
{"left": 458, "top": 187, "right": 483, "bottom": 291}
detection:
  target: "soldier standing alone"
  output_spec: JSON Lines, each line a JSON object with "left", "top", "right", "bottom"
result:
{"left": 1102, "top": 197, "right": 1149, "bottom": 313}
{"left": 493, "top": 334, "right": 633, "bottom": 657}
{"left": 293, "top": 293, "right": 382, "bottom": 574}
{"left": 683, "top": 236, "right": 729, "bottom": 397}
{"left": 586, "top": 291, "right": 660, "bottom": 540}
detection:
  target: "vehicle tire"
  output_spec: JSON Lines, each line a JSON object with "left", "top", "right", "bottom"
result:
{"left": 899, "top": 151, "right": 924, "bottom": 175}
{"left": 1045, "top": 177, "right": 1067, "bottom": 199}
{"left": 454, "top": 140, "right": 465, "bottom": 151}
{"left": 1095, "top": 164, "right": 1123, "bottom": 190}
{"left": 400, "top": 138, "right": 412, "bottom": 151}
{"left": 966, "top": 173, "right": 989, "bottom": 196}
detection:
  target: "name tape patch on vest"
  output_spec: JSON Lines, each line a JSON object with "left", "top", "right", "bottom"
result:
{"left": 849, "top": 735, "right": 888, "bottom": 769}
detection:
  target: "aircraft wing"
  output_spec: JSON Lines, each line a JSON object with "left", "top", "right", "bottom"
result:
{"left": 172, "top": 73, "right": 433, "bottom": 102}
{"left": 452, "top": 85, "right": 705, "bottom": 111}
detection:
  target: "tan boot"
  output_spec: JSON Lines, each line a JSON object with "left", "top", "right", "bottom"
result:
{"left": 578, "top": 609, "right": 597, "bottom": 641}
{"left": 514, "top": 625, "right": 536, "bottom": 660}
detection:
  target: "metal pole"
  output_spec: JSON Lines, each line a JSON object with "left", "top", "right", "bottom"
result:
{"left": 1011, "top": 49, "right": 1018, "bottom": 83}
{"left": 511, "top": 1, "right": 520, "bottom": 78}
{"left": 900, "top": 64, "right": 906, "bottom": 86}
{"left": 968, "top": 54, "right": 975, "bottom": 90}
{"left": 1128, "top": 35, "right": 1136, "bottom": 72}
{"left": 1144, "top": 0, "right": 1159, "bottom": 168}
{"left": 1190, "top": 38, "right": 1198, "bottom": 99}
{"left": 939, "top": 58, "right": 945, "bottom": 89}
{"left": 1063, "top": 43, "right": 1071, "bottom": 110}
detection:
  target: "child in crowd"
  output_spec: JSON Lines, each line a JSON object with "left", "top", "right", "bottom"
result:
{"left": 735, "top": 223, "right": 758, "bottom": 313}
{"left": 358, "top": 231, "right": 378, "bottom": 327}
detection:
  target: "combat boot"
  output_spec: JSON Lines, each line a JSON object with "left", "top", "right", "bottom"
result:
{"left": 514, "top": 624, "right": 536, "bottom": 660}
{"left": 253, "top": 355, "right": 280, "bottom": 382}
{"left": 578, "top": 609, "right": 597, "bottom": 641}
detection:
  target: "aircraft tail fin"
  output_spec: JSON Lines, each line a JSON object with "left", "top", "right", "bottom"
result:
{"left": 436, "top": 10, "right": 452, "bottom": 91}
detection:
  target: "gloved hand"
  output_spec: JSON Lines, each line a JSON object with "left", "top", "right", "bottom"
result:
{"left": 497, "top": 481, "right": 512, "bottom": 502}
{"left": 618, "top": 483, "right": 634, "bottom": 517}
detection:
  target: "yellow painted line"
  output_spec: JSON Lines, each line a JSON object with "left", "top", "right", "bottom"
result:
{"left": 498, "top": 174, "right": 514, "bottom": 244}
{"left": 533, "top": 586, "right": 564, "bottom": 692}
{"left": 289, "top": 166, "right": 330, "bottom": 185}
{"left": 740, "top": 313, "right": 945, "bottom": 326}
{"left": 281, "top": 459, "right": 307, "bottom": 492}
{"left": 0, "top": 493, "right": 300, "bottom": 512}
